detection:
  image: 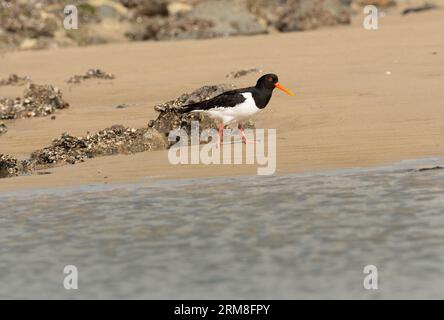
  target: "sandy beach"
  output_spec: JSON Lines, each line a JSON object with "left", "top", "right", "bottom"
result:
{"left": 2, "top": 1, "right": 444, "bottom": 301}
{"left": 1, "top": 9, "right": 443, "bottom": 191}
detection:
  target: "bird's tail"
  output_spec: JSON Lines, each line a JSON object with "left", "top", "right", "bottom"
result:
{"left": 179, "top": 102, "right": 203, "bottom": 113}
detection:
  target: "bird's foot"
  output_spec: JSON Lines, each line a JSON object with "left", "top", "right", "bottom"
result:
{"left": 242, "top": 138, "right": 257, "bottom": 145}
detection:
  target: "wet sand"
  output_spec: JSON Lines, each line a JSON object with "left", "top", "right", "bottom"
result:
{"left": 1, "top": 9, "right": 444, "bottom": 191}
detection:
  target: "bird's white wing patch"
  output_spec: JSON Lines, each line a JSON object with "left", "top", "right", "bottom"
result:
{"left": 205, "top": 92, "right": 260, "bottom": 124}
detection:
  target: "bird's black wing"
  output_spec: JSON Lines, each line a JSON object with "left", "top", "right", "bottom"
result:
{"left": 180, "top": 88, "right": 250, "bottom": 113}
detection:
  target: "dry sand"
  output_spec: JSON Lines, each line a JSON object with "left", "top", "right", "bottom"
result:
{"left": 0, "top": 9, "right": 443, "bottom": 191}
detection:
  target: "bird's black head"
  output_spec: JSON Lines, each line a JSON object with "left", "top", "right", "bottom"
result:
{"left": 255, "top": 73, "right": 295, "bottom": 96}
{"left": 256, "top": 74, "right": 279, "bottom": 90}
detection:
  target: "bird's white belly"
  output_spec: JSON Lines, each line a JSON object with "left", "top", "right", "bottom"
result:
{"left": 204, "top": 93, "right": 260, "bottom": 124}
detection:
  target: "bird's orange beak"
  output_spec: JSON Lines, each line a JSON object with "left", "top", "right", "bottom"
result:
{"left": 275, "top": 83, "right": 295, "bottom": 96}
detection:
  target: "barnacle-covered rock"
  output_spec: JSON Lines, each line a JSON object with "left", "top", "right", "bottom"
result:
{"left": 30, "top": 125, "right": 168, "bottom": 167}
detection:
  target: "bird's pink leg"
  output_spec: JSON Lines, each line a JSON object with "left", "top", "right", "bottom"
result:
{"left": 218, "top": 124, "right": 224, "bottom": 147}
{"left": 238, "top": 123, "right": 256, "bottom": 144}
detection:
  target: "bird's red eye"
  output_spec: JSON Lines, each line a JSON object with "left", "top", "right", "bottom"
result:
{"left": 268, "top": 77, "right": 272, "bottom": 81}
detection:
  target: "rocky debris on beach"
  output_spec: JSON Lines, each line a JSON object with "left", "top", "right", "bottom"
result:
{"left": 0, "top": 74, "right": 31, "bottom": 87}
{"left": 5, "top": 0, "right": 426, "bottom": 51}
{"left": 66, "top": 69, "right": 115, "bottom": 84}
{"left": 128, "top": 0, "right": 353, "bottom": 41}
{"left": 226, "top": 68, "right": 262, "bottom": 79}
{"left": 0, "top": 122, "right": 7, "bottom": 136}
{"left": 1, "top": 0, "right": 358, "bottom": 51}
{"left": 0, "top": 83, "right": 69, "bottom": 120}
{"left": 0, "top": 82, "right": 253, "bottom": 178}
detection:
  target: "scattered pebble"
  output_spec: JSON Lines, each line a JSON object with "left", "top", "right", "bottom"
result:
{"left": 418, "top": 166, "right": 444, "bottom": 172}
{"left": 402, "top": 3, "right": 438, "bottom": 15}
{"left": 0, "top": 74, "right": 31, "bottom": 87}
{"left": 0, "top": 122, "right": 7, "bottom": 136}
{"left": 226, "top": 68, "right": 262, "bottom": 79}
{"left": 115, "top": 104, "right": 129, "bottom": 109}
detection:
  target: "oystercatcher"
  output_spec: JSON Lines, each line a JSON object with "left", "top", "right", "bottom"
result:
{"left": 180, "top": 73, "right": 294, "bottom": 145}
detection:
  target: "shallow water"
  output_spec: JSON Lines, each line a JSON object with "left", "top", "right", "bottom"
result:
{"left": 1, "top": 159, "right": 444, "bottom": 299}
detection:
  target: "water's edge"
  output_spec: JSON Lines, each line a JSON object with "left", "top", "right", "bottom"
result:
{"left": 1, "top": 157, "right": 443, "bottom": 299}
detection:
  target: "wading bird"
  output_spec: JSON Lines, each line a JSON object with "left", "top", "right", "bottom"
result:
{"left": 180, "top": 74, "right": 295, "bottom": 145}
